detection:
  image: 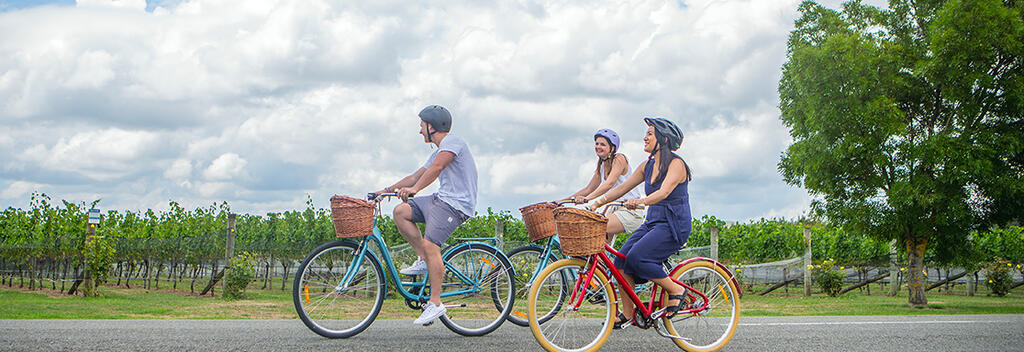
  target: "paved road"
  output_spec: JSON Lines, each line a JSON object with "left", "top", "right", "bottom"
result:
{"left": 2, "top": 315, "right": 1022, "bottom": 351}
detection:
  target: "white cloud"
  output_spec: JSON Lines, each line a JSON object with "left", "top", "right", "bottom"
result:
{"left": 76, "top": 0, "right": 146, "bottom": 10}
{"left": 62, "top": 50, "right": 116, "bottom": 89}
{"left": 16, "top": 128, "right": 161, "bottom": 181}
{"left": 1, "top": 181, "right": 44, "bottom": 199}
{"left": 202, "top": 153, "right": 247, "bottom": 181}
{"left": 0, "top": 0, "right": 820, "bottom": 221}
{"left": 164, "top": 158, "right": 192, "bottom": 181}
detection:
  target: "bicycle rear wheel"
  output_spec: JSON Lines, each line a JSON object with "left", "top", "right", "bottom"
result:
{"left": 528, "top": 258, "right": 613, "bottom": 352}
{"left": 661, "top": 260, "right": 740, "bottom": 351}
{"left": 506, "top": 245, "right": 560, "bottom": 326}
{"left": 293, "top": 240, "right": 385, "bottom": 339}
{"left": 437, "top": 243, "right": 515, "bottom": 336}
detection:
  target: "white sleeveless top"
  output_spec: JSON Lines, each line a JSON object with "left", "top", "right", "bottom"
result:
{"left": 599, "top": 159, "right": 644, "bottom": 201}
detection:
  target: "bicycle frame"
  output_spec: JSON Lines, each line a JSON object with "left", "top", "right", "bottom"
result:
{"left": 566, "top": 243, "right": 712, "bottom": 320}
{"left": 522, "top": 235, "right": 563, "bottom": 279}
{"left": 335, "top": 215, "right": 505, "bottom": 304}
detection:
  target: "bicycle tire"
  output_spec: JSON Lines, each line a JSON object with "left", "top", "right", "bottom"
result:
{"left": 661, "top": 260, "right": 740, "bottom": 351}
{"left": 437, "top": 243, "right": 516, "bottom": 336}
{"left": 293, "top": 240, "right": 386, "bottom": 339}
{"left": 528, "top": 258, "right": 613, "bottom": 352}
{"left": 505, "top": 245, "right": 561, "bottom": 326}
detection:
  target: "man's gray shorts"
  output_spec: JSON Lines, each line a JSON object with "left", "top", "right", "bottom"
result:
{"left": 408, "top": 193, "right": 469, "bottom": 247}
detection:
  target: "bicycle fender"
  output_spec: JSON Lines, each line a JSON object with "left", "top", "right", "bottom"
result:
{"left": 443, "top": 241, "right": 502, "bottom": 258}
{"left": 671, "top": 257, "right": 743, "bottom": 297}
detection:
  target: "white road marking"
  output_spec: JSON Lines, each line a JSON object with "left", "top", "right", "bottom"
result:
{"left": 740, "top": 320, "right": 1014, "bottom": 326}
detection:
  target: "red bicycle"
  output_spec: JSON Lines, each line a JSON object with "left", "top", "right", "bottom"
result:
{"left": 526, "top": 202, "right": 742, "bottom": 352}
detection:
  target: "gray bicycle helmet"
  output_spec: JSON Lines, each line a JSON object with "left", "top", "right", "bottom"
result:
{"left": 643, "top": 117, "right": 683, "bottom": 151}
{"left": 418, "top": 105, "right": 452, "bottom": 132}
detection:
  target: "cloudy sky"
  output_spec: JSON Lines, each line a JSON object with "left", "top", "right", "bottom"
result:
{"left": 0, "top": 0, "right": 872, "bottom": 221}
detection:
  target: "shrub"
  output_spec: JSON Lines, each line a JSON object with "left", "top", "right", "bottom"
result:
{"left": 984, "top": 258, "right": 1015, "bottom": 297}
{"left": 223, "top": 251, "right": 258, "bottom": 300}
{"left": 812, "top": 259, "right": 845, "bottom": 296}
{"left": 82, "top": 230, "right": 116, "bottom": 297}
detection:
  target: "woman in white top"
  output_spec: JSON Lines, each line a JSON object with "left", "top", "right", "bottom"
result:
{"left": 562, "top": 129, "right": 646, "bottom": 243}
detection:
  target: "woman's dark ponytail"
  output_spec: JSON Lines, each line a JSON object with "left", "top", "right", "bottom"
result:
{"left": 652, "top": 134, "right": 692, "bottom": 185}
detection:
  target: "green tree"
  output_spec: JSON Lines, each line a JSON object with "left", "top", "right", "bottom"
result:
{"left": 778, "top": 0, "right": 1024, "bottom": 306}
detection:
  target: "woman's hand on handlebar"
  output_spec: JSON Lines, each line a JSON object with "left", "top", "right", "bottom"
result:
{"left": 570, "top": 195, "right": 588, "bottom": 204}
{"left": 624, "top": 198, "right": 645, "bottom": 209}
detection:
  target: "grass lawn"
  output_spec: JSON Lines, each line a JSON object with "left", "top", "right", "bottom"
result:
{"left": 1, "top": 283, "right": 1022, "bottom": 319}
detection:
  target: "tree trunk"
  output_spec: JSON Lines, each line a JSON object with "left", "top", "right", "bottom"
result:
{"left": 143, "top": 258, "right": 151, "bottom": 290}
{"left": 67, "top": 268, "right": 82, "bottom": 295}
{"left": 840, "top": 272, "right": 889, "bottom": 295}
{"left": 50, "top": 260, "right": 57, "bottom": 290}
{"left": 154, "top": 261, "right": 163, "bottom": 290}
{"left": 190, "top": 263, "right": 201, "bottom": 293}
{"left": 171, "top": 262, "right": 179, "bottom": 290}
{"left": 125, "top": 261, "right": 134, "bottom": 289}
{"left": 262, "top": 261, "right": 270, "bottom": 290}
{"left": 61, "top": 258, "right": 70, "bottom": 292}
{"left": 281, "top": 261, "right": 289, "bottom": 291}
{"left": 906, "top": 236, "right": 928, "bottom": 307}
{"left": 865, "top": 270, "right": 870, "bottom": 295}
{"left": 927, "top": 271, "right": 966, "bottom": 291}
{"left": 28, "top": 259, "right": 36, "bottom": 290}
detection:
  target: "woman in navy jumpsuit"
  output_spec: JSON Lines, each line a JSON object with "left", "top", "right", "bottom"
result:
{"left": 588, "top": 117, "right": 692, "bottom": 327}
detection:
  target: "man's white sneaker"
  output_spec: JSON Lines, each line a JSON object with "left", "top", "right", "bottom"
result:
{"left": 414, "top": 302, "right": 447, "bottom": 325}
{"left": 400, "top": 258, "right": 428, "bottom": 276}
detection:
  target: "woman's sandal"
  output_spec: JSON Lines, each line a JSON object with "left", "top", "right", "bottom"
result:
{"left": 612, "top": 312, "right": 629, "bottom": 329}
{"left": 664, "top": 294, "right": 687, "bottom": 318}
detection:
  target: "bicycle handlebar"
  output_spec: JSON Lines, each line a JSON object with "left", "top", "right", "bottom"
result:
{"left": 367, "top": 192, "right": 416, "bottom": 201}
{"left": 599, "top": 201, "right": 645, "bottom": 216}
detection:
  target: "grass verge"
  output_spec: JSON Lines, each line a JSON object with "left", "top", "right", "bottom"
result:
{"left": 1, "top": 286, "right": 1022, "bottom": 319}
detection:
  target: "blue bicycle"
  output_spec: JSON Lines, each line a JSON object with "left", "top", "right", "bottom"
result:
{"left": 293, "top": 193, "right": 516, "bottom": 338}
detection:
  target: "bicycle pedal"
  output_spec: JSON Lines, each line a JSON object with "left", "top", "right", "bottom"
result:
{"left": 651, "top": 308, "right": 667, "bottom": 319}
{"left": 443, "top": 304, "right": 467, "bottom": 309}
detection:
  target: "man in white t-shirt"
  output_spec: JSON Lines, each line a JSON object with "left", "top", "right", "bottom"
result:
{"left": 374, "top": 105, "right": 478, "bottom": 326}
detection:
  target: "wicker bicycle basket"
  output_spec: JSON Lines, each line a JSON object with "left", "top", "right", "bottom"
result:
{"left": 520, "top": 202, "right": 557, "bottom": 242}
{"left": 553, "top": 207, "right": 608, "bottom": 256}
{"left": 330, "top": 195, "right": 375, "bottom": 238}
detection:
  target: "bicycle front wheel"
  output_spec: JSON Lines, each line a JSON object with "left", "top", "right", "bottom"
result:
{"left": 293, "top": 240, "right": 385, "bottom": 339}
{"left": 528, "top": 258, "right": 613, "bottom": 352}
{"left": 438, "top": 243, "right": 516, "bottom": 336}
{"left": 506, "top": 245, "right": 560, "bottom": 326}
{"left": 661, "top": 260, "right": 740, "bottom": 351}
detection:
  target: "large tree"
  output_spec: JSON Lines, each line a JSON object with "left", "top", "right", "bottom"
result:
{"left": 778, "top": 0, "right": 1023, "bottom": 306}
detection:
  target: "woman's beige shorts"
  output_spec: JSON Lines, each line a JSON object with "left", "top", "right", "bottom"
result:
{"left": 609, "top": 207, "right": 646, "bottom": 234}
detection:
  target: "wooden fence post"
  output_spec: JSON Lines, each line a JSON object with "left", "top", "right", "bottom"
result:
{"left": 495, "top": 220, "right": 503, "bottom": 250}
{"left": 966, "top": 234, "right": 975, "bottom": 296}
{"left": 889, "top": 239, "right": 899, "bottom": 296}
{"left": 222, "top": 213, "right": 236, "bottom": 292}
{"left": 803, "top": 227, "right": 812, "bottom": 297}
{"left": 83, "top": 222, "right": 97, "bottom": 295}
{"left": 710, "top": 226, "right": 719, "bottom": 261}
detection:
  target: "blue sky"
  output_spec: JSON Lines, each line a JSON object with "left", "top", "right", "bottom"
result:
{"left": 0, "top": 0, "right": 880, "bottom": 221}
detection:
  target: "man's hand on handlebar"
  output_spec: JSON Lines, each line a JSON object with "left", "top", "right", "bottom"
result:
{"left": 397, "top": 187, "right": 417, "bottom": 202}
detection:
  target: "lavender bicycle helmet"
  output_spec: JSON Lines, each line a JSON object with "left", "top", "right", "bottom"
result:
{"left": 594, "top": 129, "right": 620, "bottom": 150}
